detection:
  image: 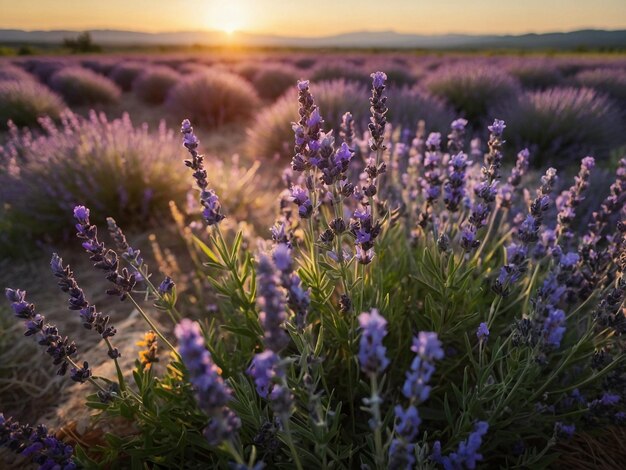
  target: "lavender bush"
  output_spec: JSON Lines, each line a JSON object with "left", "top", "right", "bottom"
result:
{"left": 167, "top": 69, "right": 261, "bottom": 128}
{"left": 18, "top": 58, "right": 66, "bottom": 83}
{"left": 108, "top": 61, "right": 145, "bottom": 91}
{"left": 505, "top": 60, "right": 564, "bottom": 89}
{"left": 423, "top": 63, "right": 521, "bottom": 123}
{"left": 0, "top": 111, "right": 187, "bottom": 247}
{"left": 0, "top": 64, "right": 36, "bottom": 83}
{"left": 49, "top": 66, "right": 121, "bottom": 105}
{"left": 251, "top": 64, "right": 301, "bottom": 100}
{"left": 0, "top": 80, "right": 65, "bottom": 129}
{"left": 497, "top": 86, "right": 625, "bottom": 166}
{"left": 2, "top": 70, "right": 625, "bottom": 469}
{"left": 573, "top": 67, "right": 626, "bottom": 102}
{"left": 132, "top": 65, "right": 180, "bottom": 105}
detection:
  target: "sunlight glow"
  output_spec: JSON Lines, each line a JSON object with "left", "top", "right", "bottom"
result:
{"left": 206, "top": 1, "right": 249, "bottom": 35}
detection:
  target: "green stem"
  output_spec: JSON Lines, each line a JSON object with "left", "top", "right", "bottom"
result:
{"left": 223, "top": 440, "right": 245, "bottom": 465}
{"left": 104, "top": 337, "right": 126, "bottom": 392}
{"left": 370, "top": 374, "right": 385, "bottom": 468}
{"left": 283, "top": 420, "right": 304, "bottom": 470}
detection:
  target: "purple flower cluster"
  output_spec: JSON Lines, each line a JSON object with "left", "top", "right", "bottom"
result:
{"left": 498, "top": 149, "right": 530, "bottom": 209}
{"left": 272, "top": 244, "right": 310, "bottom": 330}
{"left": 368, "top": 71, "right": 388, "bottom": 151}
{"left": 180, "top": 119, "right": 225, "bottom": 226}
{"left": 556, "top": 156, "right": 595, "bottom": 241}
{"left": 350, "top": 206, "right": 382, "bottom": 265}
{"left": 256, "top": 252, "right": 290, "bottom": 352}
{"left": 461, "top": 119, "right": 507, "bottom": 252}
{"left": 106, "top": 217, "right": 144, "bottom": 267}
{"left": 494, "top": 168, "right": 558, "bottom": 296}
{"left": 5, "top": 288, "right": 90, "bottom": 382}
{"left": 290, "top": 185, "right": 313, "bottom": 219}
{"left": 389, "top": 332, "right": 444, "bottom": 468}
{"left": 340, "top": 111, "right": 355, "bottom": 147}
{"left": 447, "top": 118, "right": 468, "bottom": 154}
{"left": 421, "top": 132, "right": 443, "bottom": 205}
{"left": 318, "top": 138, "right": 355, "bottom": 186}
{"left": 174, "top": 319, "right": 240, "bottom": 445}
{"left": 476, "top": 323, "right": 490, "bottom": 343}
{"left": 443, "top": 151, "right": 471, "bottom": 213}
{"left": 541, "top": 308, "right": 566, "bottom": 348}
{"left": 50, "top": 254, "right": 118, "bottom": 354}
{"left": 0, "top": 413, "right": 76, "bottom": 470}
{"left": 73, "top": 205, "right": 136, "bottom": 300}
{"left": 291, "top": 80, "right": 324, "bottom": 172}
{"left": 247, "top": 350, "right": 293, "bottom": 418}
{"left": 432, "top": 421, "right": 489, "bottom": 470}
{"left": 358, "top": 309, "right": 390, "bottom": 376}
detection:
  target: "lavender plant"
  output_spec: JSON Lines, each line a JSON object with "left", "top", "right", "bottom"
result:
{"left": 496, "top": 86, "right": 624, "bottom": 165}
{"left": 166, "top": 69, "right": 261, "bottom": 128}
{"left": 2, "top": 68, "right": 626, "bottom": 470}
{"left": 49, "top": 66, "right": 121, "bottom": 105}
{"left": 132, "top": 65, "right": 180, "bottom": 105}
{"left": 0, "top": 80, "right": 65, "bottom": 129}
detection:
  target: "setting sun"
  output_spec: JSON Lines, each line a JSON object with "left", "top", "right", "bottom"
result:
{"left": 206, "top": 1, "right": 249, "bottom": 34}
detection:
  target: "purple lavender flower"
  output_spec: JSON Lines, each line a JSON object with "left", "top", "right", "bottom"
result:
{"left": 340, "top": 111, "right": 355, "bottom": 147}
{"left": 50, "top": 254, "right": 118, "bottom": 348}
{"left": 488, "top": 119, "right": 506, "bottom": 136}
{"left": 495, "top": 168, "right": 558, "bottom": 296}
{"left": 542, "top": 308, "right": 566, "bottom": 348}
{"left": 291, "top": 80, "right": 324, "bottom": 171}
{"left": 390, "top": 330, "right": 443, "bottom": 466}
{"left": 434, "top": 421, "right": 489, "bottom": 470}
{"left": 174, "top": 319, "right": 240, "bottom": 445}
{"left": 256, "top": 252, "right": 289, "bottom": 352}
{"left": 498, "top": 148, "right": 530, "bottom": 209}
{"left": 443, "top": 152, "right": 470, "bottom": 212}
{"left": 273, "top": 244, "right": 310, "bottom": 330}
{"left": 73, "top": 205, "right": 136, "bottom": 301}
{"left": 358, "top": 308, "right": 389, "bottom": 376}
{"left": 554, "top": 422, "right": 575, "bottom": 439}
{"left": 420, "top": 133, "right": 444, "bottom": 207}
{"left": 369, "top": 71, "right": 388, "bottom": 151}
{"left": 556, "top": 156, "right": 595, "bottom": 240}
{"left": 181, "top": 119, "right": 225, "bottom": 226}
{"left": 351, "top": 206, "right": 382, "bottom": 264}
{"left": 107, "top": 217, "right": 144, "bottom": 267}
{"left": 290, "top": 185, "right": 313, "bottom": 219}
{"left": 476, "top": 323, "right": 490, "bottom": 343}
{"left": 5, "top": 288, "right": 83, "bottom": 378}
{"left": 247, "top": 350, "right": 282, "bottom": 399}
{"left": 157, "top": 276, "right": 175, "bottom": 296}
{"left": 462, "top": 119, "right": 508, "bottom": 252}
{"left": 460, "top": 224, "right": 480, "bottom": 253}
{"left": 0, "top": 413, "right": 76, "bottom": 469}
{"left": 447, "top": 118, "right": 468, "bottom": 153}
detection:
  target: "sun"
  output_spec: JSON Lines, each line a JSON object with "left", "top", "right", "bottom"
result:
{"left": 206, "top": 1, "right": 249, "bottom": 35}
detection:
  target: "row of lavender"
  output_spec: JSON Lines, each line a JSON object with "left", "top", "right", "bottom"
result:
{"left": 2, "top": 71, "right": 625, "bottom": 468}
{"left": 0, "top": 54, "right": 625, "bottom": 163}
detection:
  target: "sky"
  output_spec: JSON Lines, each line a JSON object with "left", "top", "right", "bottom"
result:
{"left": 1, "top": 0, "right": 625, "bottom": 36}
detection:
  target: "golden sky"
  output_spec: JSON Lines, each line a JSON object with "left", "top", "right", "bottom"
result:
{"left": 1, "top": 0, "right": 625, "bottom": 36}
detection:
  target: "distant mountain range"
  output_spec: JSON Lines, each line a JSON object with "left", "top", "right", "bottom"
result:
{"left": 0, "top": 28, "right": 625, "bottom": 49}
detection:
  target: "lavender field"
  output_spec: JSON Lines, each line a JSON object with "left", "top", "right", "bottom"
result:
{"left": 1, "top": 26, "right": 626, "bottom": 470}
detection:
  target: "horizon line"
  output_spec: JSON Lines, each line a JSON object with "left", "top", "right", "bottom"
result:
{"left": 1, "top": 26, "right": 625, "bottom": 38}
